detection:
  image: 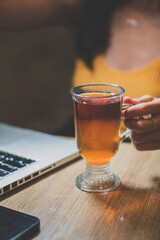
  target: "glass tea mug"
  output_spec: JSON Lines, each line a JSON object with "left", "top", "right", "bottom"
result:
{"left": 70, "top": 83, "right": 131, "bottom": 193}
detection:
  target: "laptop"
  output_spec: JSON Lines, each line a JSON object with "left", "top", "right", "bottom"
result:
{"left": 0, "top": 122, "right": 79, "bottom": 196}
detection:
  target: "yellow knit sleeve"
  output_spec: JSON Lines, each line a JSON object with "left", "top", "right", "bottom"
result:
{"left": 72, "top": 60, "right": 93, "bottom": 87}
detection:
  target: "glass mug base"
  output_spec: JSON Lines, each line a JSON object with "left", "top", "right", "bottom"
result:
{"left": 76, "top": 163, "right": 121, "bottom": 193}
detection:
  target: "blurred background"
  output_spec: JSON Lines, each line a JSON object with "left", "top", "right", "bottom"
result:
{"left": 0, "top": 26, "right": 75, "bottom": 136}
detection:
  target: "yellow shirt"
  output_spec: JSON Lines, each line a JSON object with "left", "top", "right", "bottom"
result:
{"left": 72, "top": 55, "right": 160, "bottom": 98}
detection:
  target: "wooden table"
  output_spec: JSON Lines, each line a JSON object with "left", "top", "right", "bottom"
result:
{"left": 1, "top": 142, "right": 160, "bottom": 240}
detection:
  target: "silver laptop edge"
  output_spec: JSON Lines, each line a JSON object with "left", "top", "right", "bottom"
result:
{"left": 0, "top": 123, "right": 80, "bottom": 196}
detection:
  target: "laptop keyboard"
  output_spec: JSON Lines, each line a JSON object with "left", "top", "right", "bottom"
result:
{"left": 0, "top": 151, "right": 36, "bottom": 177}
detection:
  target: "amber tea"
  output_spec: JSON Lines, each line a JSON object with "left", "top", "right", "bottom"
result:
{"left": 73, "top": 93, "right": 121, "bottom": 165}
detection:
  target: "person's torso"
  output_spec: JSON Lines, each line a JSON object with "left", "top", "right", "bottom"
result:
{"left": 73, "top": 55, "right": 160, "bottom": 98}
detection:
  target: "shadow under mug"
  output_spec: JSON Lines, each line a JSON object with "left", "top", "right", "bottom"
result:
{"left": 70, "top": 83, "right": 132, "bottom": 193}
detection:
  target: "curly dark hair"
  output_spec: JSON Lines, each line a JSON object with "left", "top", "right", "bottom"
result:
{"left": 73, "top": 0, "right": 160, "bottom": 68}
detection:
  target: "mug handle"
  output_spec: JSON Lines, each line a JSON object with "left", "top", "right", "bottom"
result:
{"left": 120, "top": 104, "right": 132, "bottom": 142}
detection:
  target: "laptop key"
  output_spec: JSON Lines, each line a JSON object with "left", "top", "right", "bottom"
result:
{"left": 11, "top": 156, "right": 35, "bottom": 164}
{"left": 0, "top": 163, "right": 18, "bottom": 172}
{"left": 0, "top": 155, "right": 5, "bottom": 161}
{"left": 2, "top": 159, "right": 26, "bottom": 168}
{"left": 0, "top": 169, "right": 9, "bottom": 177}
{"left": 20, "top": 158, "right": 36, "bottom": 164}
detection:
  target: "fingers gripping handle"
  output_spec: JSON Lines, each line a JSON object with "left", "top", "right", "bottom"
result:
{"left": 120, "top": 104, "right": 132, "bottom": 142}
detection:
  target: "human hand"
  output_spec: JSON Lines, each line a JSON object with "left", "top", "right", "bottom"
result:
{"left": 123, "top": 95, "right": 160, "bottom": 151}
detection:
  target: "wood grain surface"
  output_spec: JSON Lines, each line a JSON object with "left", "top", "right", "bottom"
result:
{"left": 1, "top": 142, "right": 160, "bottom": 240}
